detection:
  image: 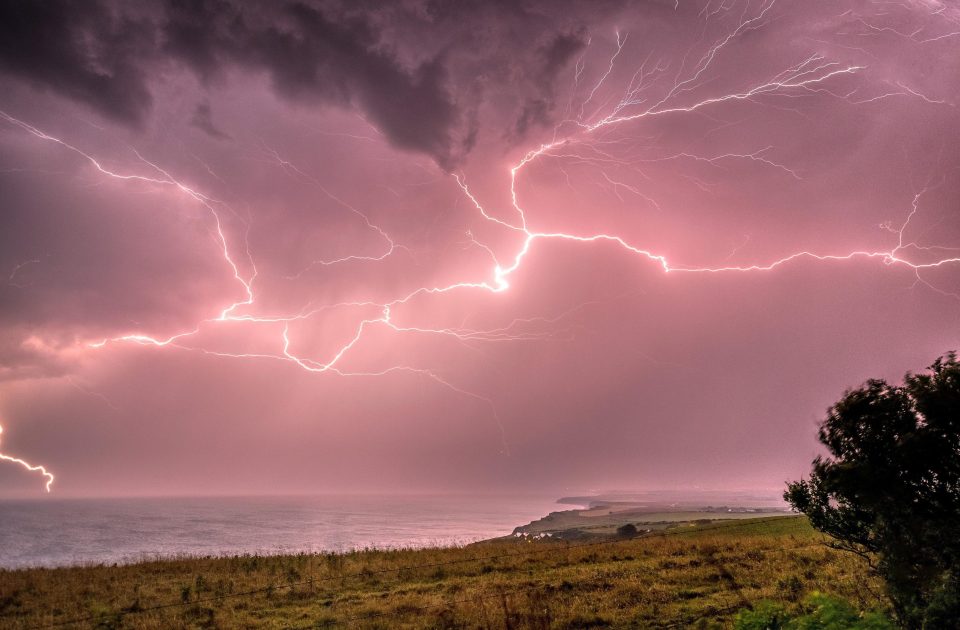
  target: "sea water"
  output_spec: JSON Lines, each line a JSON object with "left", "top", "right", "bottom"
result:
{"left": 0, "top": 494, "right": 560, "bottom": 569}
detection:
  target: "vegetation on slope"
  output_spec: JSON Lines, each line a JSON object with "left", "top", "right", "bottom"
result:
{"left": 0, "top": 516, "right": 886, "bottom": 629}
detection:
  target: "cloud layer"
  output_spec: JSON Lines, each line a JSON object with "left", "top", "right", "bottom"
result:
{"left": 1, "top": 0, "right": 959, "bottom": 497}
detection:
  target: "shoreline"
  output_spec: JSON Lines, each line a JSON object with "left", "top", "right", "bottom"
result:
{"left": 0, "top": 494, "right": 790, "bottom": 571}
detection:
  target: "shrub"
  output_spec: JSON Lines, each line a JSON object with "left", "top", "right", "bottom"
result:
{"left": 734, "top": 593, "right": 893, "bottom": 630}
{"left": 616, "top": 523, "right": 638, "bottom": 537}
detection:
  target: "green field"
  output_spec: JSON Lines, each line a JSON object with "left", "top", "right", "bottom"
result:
{"left": 0, "top": 516, "right": 885, "bottom": 629}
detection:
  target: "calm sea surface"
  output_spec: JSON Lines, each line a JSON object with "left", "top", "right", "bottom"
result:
{"left": 0, "top": 495, "right": 561, "bottom": 569}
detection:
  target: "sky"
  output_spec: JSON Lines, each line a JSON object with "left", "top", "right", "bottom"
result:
{"left": 0, "top": 0, "right": 959, "bottom": 499}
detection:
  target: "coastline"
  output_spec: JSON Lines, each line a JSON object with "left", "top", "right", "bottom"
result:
{"left": 0, "top": 493, "right": 790, "bottom": 570}
{"left": 503, "top": 496, "right": 790, "bottom": 541}
{"left": 0, "top": 515, "right": 864, "bottom": 630}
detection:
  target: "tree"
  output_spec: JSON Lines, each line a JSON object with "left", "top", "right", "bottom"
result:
{"left": 785, "top": 353, "right": 960, "bottom": 628}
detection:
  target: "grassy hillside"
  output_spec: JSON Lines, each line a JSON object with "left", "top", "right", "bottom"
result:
{"left": 515, "top": 506, "right": 787, "bottom": 538}
{"left": 0, "top": 516, "right": 886, "bottom": 629}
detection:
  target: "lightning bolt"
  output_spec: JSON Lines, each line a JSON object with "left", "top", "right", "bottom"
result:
{"left": 6, "top": 258, "right": 40, "bottom": 288}
{"left": 256, "top": 145, "right": 410, "bottom": 278}
{"left": 0, "top": 422, "right": 54, "bottom": 492}
{"left": 2, "top": 0, "right": 959, "bottom": 492}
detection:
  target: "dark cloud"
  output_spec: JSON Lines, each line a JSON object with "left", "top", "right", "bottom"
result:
{"left": 513, "top": 98, "right": 551, "bottom": 138}
{"left": 0, "top": 0, "right": 471, "bottom": 168}
{"left": 540, "top": 30, "right": 589, "bottom": 82}
{"left": 0, "top": 0, "right": 601, "bottom": 169}
{"left": 512, "top": 29, "right": 588, "bottom": 139}
{"left": 0, "top": 0, "right": 155, "bottom": 127}
{"left": 160, "top": 0, "right": 238, "bottom": 82}
{"left": 190, "top": 102, "right": 230, "bottom": 139}
{"left": 163, "top": 0, "right": 470, "bottom": 169}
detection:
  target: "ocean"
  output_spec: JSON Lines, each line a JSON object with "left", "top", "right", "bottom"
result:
{"left": 0, "top": 495, "right": 561, "bottom": 569}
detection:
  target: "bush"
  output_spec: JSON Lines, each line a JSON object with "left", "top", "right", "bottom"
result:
{"left": 616, "top": 523, "right": 638, "bottom": 537}
{"left": 734, "top": 593, "right": 893, "bottom": 630}
{"left": 734, "top": 600, "right": 790, "bottom": 630}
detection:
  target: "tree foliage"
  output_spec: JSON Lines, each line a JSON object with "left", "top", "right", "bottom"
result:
{"left": 785, "top": 353, "right": 960, "bottom": 628}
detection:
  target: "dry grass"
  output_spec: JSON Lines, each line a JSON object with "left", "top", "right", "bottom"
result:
{"left": 0, "top": 516, "right": 886, "bottom": 629}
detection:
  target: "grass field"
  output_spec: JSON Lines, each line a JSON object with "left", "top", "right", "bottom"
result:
{"left": 0, "top": 516, "right": 886, "bottom": 629}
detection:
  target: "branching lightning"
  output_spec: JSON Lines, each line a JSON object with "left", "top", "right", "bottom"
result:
{"left": 2, "top": 0, "right": 959, "bottom": 492}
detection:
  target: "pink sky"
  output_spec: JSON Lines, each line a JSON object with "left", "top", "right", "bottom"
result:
{"left": 1, "top": 0, "right": 958, "bottom": 498}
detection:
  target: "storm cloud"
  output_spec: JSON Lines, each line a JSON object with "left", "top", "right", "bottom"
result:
{"left": 1, "top": 0, "right": 959, "bottom": 498}
{"left": 0, "top": 0, "right": 495, "bottom": 169}
{"left": 0, "top": 0, "right": 155, "bottom": 126}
